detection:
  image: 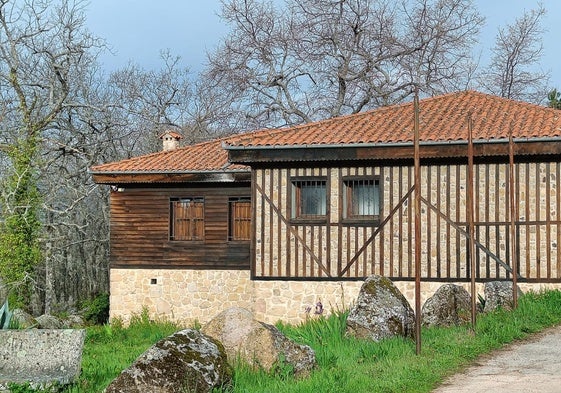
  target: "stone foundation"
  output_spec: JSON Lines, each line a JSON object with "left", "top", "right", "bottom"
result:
{"left": 110, "top": 269, "right": 254, "bottom": 325}
{"left": 110, "top": 268, "right": 561, "bottom": 325}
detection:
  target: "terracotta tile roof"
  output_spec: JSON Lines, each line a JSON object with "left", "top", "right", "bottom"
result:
{"left": 91, "top": 91, "right": 561, "bottom": 175}
{"left": 90, "top": 138, "right": 248, "bottom": 173}
{"left": 224, "top": 91, "right": 561, "bottom": 148}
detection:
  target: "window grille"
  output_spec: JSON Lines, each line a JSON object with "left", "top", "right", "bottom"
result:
{"left": 343, "top": 177, "right": 380, "bottom": 220}
{"left": 291, "top": 178, "right": 327, "bottom": 219}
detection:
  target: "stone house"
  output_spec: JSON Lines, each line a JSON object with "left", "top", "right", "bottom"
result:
{"left": 91, "top": 91, "right": 561, "bottom": 325}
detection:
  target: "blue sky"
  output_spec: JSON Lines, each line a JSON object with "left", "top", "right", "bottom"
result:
{"left": 86, "top": 0, "right": 561, "bottom": 89}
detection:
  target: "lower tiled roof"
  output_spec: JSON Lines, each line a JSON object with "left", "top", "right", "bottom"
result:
{"left": 90, "top": 137, "right": 248, "bottom": 174}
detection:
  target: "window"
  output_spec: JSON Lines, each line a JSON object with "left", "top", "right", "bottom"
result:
{"left": 228, "top": 197, "right": 251, "bottom": 241}
{"left": 343, "top": 177, "right": 380, "bottom": 222}
{"left": 170, "top": 197, "right": 204, "bottom": 240}
{"left": 291, "top": 177, "right": 327, "bottom": 220}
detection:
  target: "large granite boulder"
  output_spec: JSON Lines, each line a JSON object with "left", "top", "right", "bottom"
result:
{"left": 422, "top": 284, "right": 471, "bottom": 327}
{"left": 36, "top": 314, "right": 64, "bottom": 329}
{"left": 202, "top": 307, "right": 316, "bottom": 377}
{"left": 63, "top": 314, "right": 86, "bottom": 329}
{"left": 105, "top": 329, "right": 231, "bottom": 393}
{"left": 345, "top": 275, "right": 415, "bottom": 341}
{"left": 0, "top": 329, "right": 85, "bottom": 391}
{"left": 483, "top": 281, "right": 524, "bottom": 312}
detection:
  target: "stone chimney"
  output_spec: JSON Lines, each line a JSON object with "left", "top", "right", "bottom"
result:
{"left": 159, "top": 130, "right": 183, "bottom": 151}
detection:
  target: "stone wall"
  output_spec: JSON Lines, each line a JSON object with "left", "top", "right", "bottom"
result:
{"left": 110, "top": 269, "right": 254, "bottom": 325}
{"left": 253, "top": 162, "right": 561, "bottom": 281}
{"left": 110, "top": 268, "right": 561, "bottom": 325}
{"left": 110, "top": 268, "right": 364, "bottom": 325}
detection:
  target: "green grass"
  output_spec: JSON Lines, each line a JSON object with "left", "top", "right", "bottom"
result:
{"left": 56, "top": 290, "right": 561, "bottom": 393}
{"left": 62, "top": 308, "right": 180, "bottom": 393}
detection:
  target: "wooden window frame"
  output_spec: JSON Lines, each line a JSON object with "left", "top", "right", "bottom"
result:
{"left": 290, "top": 176, "right": 328, "bottom": 224}
{"left": 169, "top": 197, "right": 205, "bottom": 241}
{"left": 341, "top": 175, "right": 381, "bottom": 226}
{"left": 228, "top": 196, "right": 251, "bottom": 241}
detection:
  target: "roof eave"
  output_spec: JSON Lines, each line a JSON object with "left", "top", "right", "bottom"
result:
{"left": 91, "top": 169, "right": 251, "bottom": 185}
{"left": 223, "top": 136, "right": 561, "bottom": 151}
{"left": 225, "top": 137, "right": 561, "bottom": 164}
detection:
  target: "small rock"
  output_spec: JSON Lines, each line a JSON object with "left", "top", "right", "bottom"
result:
{"left": 484, "top": 281, "right": 523, "bottom": 312}
{"left": 36, "top": 314, "right": 64, "bottom": 329}
{"left": 63, "top": 315, "right": 85, "bottom": 329}
{"left": 422, "top": 284, "right": 471, "bottom": 327}
{"left": 11, "top": 308, "right": 37, "bottom": 329}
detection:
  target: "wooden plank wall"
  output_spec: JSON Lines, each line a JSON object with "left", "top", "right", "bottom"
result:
{"left": 253, "top": 161, "right": 561, "bottom": 282}
{"left": 110, "top": 184, "right": 251, "bottom": 269}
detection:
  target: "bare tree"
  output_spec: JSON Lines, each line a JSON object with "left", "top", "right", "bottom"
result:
{"left": 0, "top": 0, "right": 201, "bottom": 313}
{"left": 0, "top": 0, "right": 103, "bottom": 309}
{"left": 203, "top": 0, "right": 484, "bottom": 129}
{"left": 36, "top": 52, "right": 200, "bottom": 313}
{"left": 478, "top": 5, "right": 549, "bottom": 102}
{"left": 103, "top": 51, "right": 231, "bottom": 153}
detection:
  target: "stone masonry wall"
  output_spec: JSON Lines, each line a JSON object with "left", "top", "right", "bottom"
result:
{"left": 254, "top": 162, "right": 561, "bottom": 281}
{"left": 110, "top": 269, "right": 254, "bottom": 325}
{"left": 110, "top": 268, "right": 561, "bottom": 325}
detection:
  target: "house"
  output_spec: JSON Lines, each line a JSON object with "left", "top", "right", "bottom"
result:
{"left": 91, "top": 91, "right": 561, "bottom": 325}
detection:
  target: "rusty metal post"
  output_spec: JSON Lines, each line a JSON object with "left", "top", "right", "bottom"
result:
{"left": 467, "top": 114, "right": 477, "bottom": 329}
{"left": 509, "top": 127, "right": 518, "bottom": 308}
{"left": 414, "top": 91, "right": 422, "bottom": 355}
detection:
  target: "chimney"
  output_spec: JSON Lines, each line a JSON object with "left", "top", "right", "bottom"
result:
{"left": 159, "top": 130, "right": 183, "bottom": 151}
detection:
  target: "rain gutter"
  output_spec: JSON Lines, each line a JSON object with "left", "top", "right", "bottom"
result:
{"left": 222, "top": 137, "right": 561, "bottom": 151}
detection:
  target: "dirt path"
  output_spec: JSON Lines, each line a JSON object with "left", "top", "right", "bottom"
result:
{"left": 433, "top": 324, "right": 561, "bottom": 393}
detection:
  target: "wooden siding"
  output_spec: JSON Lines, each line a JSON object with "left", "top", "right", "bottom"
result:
{"left": 253, "top": 161, "right": 561, "bottom": 282}
{"left": 110, "top": 184, "right": 251, "bottom": 269}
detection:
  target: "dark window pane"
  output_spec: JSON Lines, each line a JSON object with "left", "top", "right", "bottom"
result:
{"left": 344, "top": 178, "right": 380, "bottom": 219}
{"left": 291, "top": 179, "right": 327, "bottom": 218}
{"left": 301, "top": 182, "right": 326, "bottom": 215}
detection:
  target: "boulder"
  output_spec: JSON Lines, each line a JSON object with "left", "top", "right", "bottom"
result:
{"left": 345, "top": 275, "right": 415, "bottom": 341}
{"left": 422, "top": 284, "right": 471, "bottom": 327}
{"left": 63, "top": 314, "right": 86, "bottom": 329}
{"left": 36, "top": 314, "right": 64, "bottom": 329}
{"left": 202, "top": 307, "right": 316, "bottom": 377}
{"left": 11, "top": 308, "right": 37, "bottom": 329}
{"left": 0, "top": 329, "right": 85, "bottom": 391}
{"left": 483, "top": 281, "right": 524, "bottom": 312}
{"left": 105, "top": 329, "right": 231, "bottom": 393}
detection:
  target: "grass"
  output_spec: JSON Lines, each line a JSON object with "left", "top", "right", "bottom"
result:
{"left": 61, "top": 308, "right": 179, "bottom": 393}
{"left": 53, "top": 289, "right": 561, "bottom": 393}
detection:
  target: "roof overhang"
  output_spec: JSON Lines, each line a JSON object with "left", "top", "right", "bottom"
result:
{"left": 90, "top": 170, "right": 251, "bottom": 185}
{"left": 225, "top": 137, "right": 561, "bottom": 164}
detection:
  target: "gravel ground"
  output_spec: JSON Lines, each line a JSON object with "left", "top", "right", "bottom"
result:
{"left": 433, "top": 324, "right": 561, "bottom": 393}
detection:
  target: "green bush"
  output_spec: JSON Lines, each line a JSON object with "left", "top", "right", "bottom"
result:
{"left": 81, "top": 293, "right": 109, "bottom": 325}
